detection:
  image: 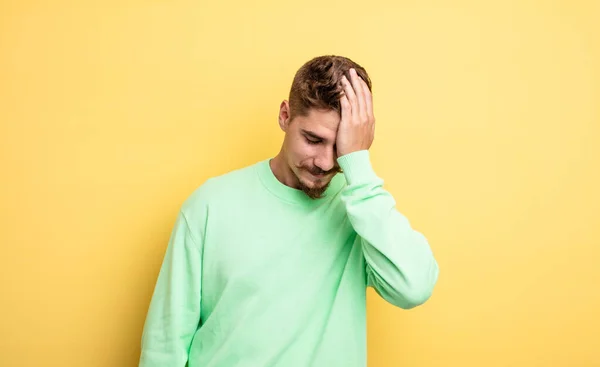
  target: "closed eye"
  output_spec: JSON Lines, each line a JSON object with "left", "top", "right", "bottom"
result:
{"left": 305, "top": 137, "right": 322, "bottom": 145}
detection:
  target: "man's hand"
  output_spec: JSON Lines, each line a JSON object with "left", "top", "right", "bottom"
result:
{"left": 336, "top": 68, "right": 375, "bottom": 158}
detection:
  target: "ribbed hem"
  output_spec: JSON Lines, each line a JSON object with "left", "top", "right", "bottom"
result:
{"left": 336, "top": 150, "right": 379, "bottom": 186}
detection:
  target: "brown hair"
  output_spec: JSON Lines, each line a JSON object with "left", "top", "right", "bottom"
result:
{"left": 288, "top": 55, "right": 372, "bottom": 121}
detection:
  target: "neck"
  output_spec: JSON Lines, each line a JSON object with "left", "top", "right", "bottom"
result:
{"left": 270, "top": 149, "right": 301, "bottom": 190}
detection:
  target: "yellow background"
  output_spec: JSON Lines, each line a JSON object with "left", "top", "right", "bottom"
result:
{"left": 1, "top": 1, "right": 599, "bottom": 366}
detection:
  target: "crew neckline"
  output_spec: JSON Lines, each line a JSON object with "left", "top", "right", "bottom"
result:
{"left": 255, "top": 158, "right": 345, "bottom": 206}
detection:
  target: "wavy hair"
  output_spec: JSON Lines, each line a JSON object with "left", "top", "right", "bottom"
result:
{"left": 288, "top": 55, "right": 372, "bottom": 121}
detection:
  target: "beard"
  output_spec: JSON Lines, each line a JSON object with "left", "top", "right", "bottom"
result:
{"left": 296, "top": 166, "right": 342, "bottom": 199}
{"left": 298, "top": 178, "right": 331, "bottom": 199}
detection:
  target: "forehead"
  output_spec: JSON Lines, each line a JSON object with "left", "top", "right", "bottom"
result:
{"left": 295, "top": 108, "right": 340, "bottom": 137}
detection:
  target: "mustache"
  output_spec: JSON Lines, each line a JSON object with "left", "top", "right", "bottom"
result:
{"left": 306, "top": 166, "right": 342, "bottom": 175}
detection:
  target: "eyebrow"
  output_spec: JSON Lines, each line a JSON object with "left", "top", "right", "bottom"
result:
{"left": 301, "top": 129, "right": 325, "bottom": 141}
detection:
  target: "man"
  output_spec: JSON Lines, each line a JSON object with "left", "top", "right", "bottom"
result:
{"left": 139, "top": 55, "right": 439, "bottom": 366}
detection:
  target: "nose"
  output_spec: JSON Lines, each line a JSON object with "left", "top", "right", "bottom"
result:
{"left": 315, "top": 146, "right": 337, "bottom": 173}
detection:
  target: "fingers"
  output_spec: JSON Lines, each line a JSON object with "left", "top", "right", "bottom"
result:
{"left": 361, "top": 81, "right": 374, "bottom": 135}
{"left": 340, "top": 74, "right": 356, "bottom": 118}
{"left": 340, "top": 94, "right": 351, "bottom": 125}
{"left": 341, "top": 68, "right": 371, "bottom": 124}
{"left": 362, "top": 78, "right": 373, "bottom": 122}
{"left": 349, "top": 69, "right": 367, "bottom": 122}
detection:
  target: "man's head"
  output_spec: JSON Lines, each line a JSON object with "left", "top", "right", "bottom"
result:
{"left": 276, "top": 55, "right": 372, "bottom": 199}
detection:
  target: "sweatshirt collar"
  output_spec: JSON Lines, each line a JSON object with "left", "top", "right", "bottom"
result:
{"left": 256, "top": 158, "right": 345, "bottom": 206}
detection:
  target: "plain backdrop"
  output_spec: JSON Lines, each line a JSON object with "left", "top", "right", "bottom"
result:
{"left": 1, "top": 0, "right": 599, "bottom": 366}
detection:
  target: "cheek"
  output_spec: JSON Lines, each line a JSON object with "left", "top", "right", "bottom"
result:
{"left": 291, "top": 140, "right": 316, "bottom": 161}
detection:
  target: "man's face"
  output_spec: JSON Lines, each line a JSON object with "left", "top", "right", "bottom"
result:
{"left": 279, "top": 103, "right": 342, "bottom": 199}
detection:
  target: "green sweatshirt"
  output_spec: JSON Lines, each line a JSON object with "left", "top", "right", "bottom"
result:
{"left": 139, "top": 150, "right": 439, "bottom": 367}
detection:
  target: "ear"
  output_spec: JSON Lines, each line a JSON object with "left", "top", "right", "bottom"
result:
{"left": 278, "top": 100, "right": 291, "bottom": 132}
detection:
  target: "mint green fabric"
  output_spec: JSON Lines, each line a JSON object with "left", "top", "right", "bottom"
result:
{"left": 139, "top": 150, "right": 439, "bottom": 367}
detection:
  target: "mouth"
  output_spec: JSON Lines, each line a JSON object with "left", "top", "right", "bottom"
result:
{"left": 302, "top": 166, "right": 340, "bottom": 180}
{"left": 306, "top": 169, "right": 329, "bottom": 179}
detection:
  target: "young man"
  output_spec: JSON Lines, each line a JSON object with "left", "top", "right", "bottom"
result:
{"left": 138, "top": 55, "right": 439, "bottom": 366}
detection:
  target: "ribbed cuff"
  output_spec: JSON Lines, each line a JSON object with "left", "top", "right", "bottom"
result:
{"left": 336, "top": 150, "right": 379, "bottom": 185}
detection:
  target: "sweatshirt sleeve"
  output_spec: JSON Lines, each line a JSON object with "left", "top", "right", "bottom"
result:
{"left": 139, "top": 210, "right": 203, "bottom": 366}
{"left": 337, "top": 150, "right": 439, "bottom": 309}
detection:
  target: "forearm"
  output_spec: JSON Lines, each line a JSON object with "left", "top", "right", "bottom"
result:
{"left": 337, "top": 150, "right": 439, "bottom": 309}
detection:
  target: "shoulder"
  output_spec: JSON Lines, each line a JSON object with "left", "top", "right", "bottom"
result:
{"left": 180, "top": 160, "right": 261, "bottom": 220}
